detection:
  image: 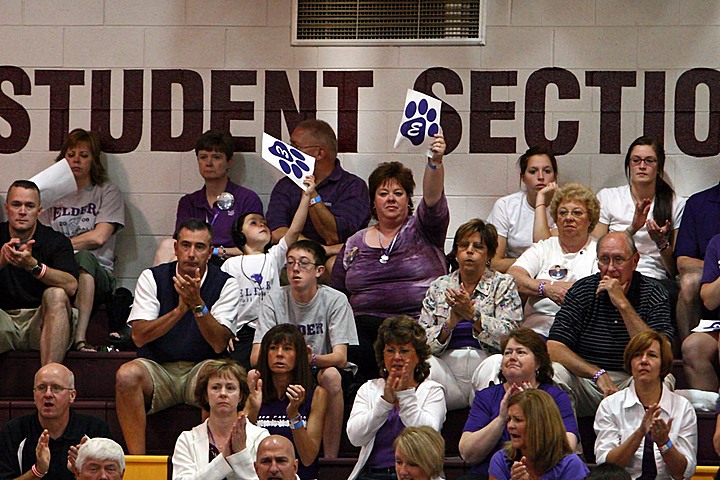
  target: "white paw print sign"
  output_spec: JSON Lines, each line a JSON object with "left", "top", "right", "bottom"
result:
{"left": 261, "top": 133, "right": 316, "bottom": 191}
{"left": 394, "top": 89, "right": 442, "bottom": 156}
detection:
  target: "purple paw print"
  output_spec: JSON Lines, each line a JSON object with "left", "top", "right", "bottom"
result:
{"left": 268, "top": 141, "right": 311, "bottom": 179}
{"left": 400, "top": 99, "right": 439, "bottom": 146}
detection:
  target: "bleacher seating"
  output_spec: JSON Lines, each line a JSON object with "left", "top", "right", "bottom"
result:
{"left": 1, "top": 310, "right": 718, "bottom": 477}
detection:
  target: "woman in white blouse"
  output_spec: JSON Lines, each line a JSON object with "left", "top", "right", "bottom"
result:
{"left": 594, "top": 330, "right": 697, "bottom": 479}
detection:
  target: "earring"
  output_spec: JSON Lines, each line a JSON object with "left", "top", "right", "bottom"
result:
{"left": 535, "top": 369, "right": 540, "bottom": 378}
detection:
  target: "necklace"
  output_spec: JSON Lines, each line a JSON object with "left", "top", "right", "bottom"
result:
{"left": 377, "top": 227, "right": 399, "bottom": 264}
{"left": 239, "top": 254, "right": 267, "bottom": 297}
{"left": 207, "top": 424, "right": 224, "bottom": 456}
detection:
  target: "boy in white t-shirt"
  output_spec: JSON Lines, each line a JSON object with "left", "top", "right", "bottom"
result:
{"left": 221, "top": 176, "right": 314, "bottom": 369}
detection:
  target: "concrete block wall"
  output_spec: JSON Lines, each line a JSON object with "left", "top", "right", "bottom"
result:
{"left": 0, "top": 0, "right": 719, "bottom": 288}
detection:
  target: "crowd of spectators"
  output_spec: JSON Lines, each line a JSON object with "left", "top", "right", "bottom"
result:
{"left": 2, "top": 126, "right": 720, "bottom": 480}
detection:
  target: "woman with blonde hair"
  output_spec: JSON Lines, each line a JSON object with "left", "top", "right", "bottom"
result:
{"left": 488, "top": 389, "right": 588, "bottom": 480}
{"left": 394, "top": 426, "right": 445, "bottom": 480}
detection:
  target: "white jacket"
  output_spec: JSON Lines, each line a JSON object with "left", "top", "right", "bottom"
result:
{"left": 172, "top": 419, "right": 270, "bottom": 480}
{"left": 346, "top": 378, "right": 447, "bottom": 480}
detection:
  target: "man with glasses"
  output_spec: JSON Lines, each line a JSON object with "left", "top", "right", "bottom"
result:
{"left": 548, "top": 231, "right": 675, "bottom": 416}
{"left": 0, "top": 180, "right": 78, "bottom": 365}
{"left": 115, "top": 218, "right": 240, "bottom": 454}
{"left": 250, "top": 239, "right": 358, "bottom": 458}
{"left": 266, "top": 119, "right": 370, "bottom": 278}
{"left": 0, "top": 363, "right": 111, "bottom": 480}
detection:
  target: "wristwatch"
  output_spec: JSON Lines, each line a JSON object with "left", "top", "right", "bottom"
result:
{"left": 29, "top": 262, "right": 43, "bottom": 277}
{"left": 193, "top": 303, "right": 208, "bottom": 318}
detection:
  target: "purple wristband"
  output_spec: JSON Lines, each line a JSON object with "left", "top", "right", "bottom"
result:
{"left": 538, "top": 281, "right": 547, "bottom": 298}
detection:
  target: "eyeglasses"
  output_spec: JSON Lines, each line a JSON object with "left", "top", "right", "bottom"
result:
{"left": 598, "top": 256, "right": 632, "bottom": 267}
{"left": 557, "top": 209, "right": 586, "bottom": 219}
{"left": 457, "top": 241, "right": 486, "bottom": 251}
{"left": 384, "top": 346, "right": 416, "bottom": 357}
{"left": 630, "top": 156, "right": 658, "bottom": 166}
{"left": 286, "top": 259, "right": 320, "bottom": 270}
{"left": 34, "top": 384, "right": 74, "bottom": 394}
{"left": 290, "top": 143, "right": 321, "bottom": 151}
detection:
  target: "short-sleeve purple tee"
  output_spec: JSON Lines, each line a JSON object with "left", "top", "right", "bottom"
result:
{"left": 331, "top": 195, "right": 450, "bottom": 319}
{"left": 463, "top": 383, "right": 578, "bottom": 475}
{"left": 266, "top": 159, "right": 370, "bottom": 244}
{"left": 174, "top": 179, "right": 262, "bottom": 248}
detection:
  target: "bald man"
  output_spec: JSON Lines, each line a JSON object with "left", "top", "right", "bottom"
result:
{"left": 254, "top": 435, "right": 300, "bottom": 480}
{"left": 0, "top": 363, "right": 111, "bottom": 480}
{"left": 548, "top": 231, "right": 675, "bottom": 416}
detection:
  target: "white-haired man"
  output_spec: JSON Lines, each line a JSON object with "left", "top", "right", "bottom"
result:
{"left": 74, "top": 437, "right": 125, "bottom": 480}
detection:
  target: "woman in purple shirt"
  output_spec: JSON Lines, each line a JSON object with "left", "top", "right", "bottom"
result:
{"left": 332, "top": 135, "right": 449, "bottom": 382}
{"left": 488, "top": 389, "right": 588, "bottom": 480}
{"left": 459, "top": 329, "right": 578, "bottom": 478}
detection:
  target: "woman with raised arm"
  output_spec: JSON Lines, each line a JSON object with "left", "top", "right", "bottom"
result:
{"left": 332, "top": 135, "right": 449, "bottom": 382}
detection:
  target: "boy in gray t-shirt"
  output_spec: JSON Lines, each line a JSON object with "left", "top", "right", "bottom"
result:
{"left": 251, "top": 239, "right": 358, "bottom": 459}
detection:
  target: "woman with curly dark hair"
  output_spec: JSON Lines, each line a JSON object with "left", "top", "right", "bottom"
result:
{"left": 346, "top": 315, "right": 447, "bottom": 480}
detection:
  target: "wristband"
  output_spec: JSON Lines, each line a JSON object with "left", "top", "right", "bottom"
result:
{"left": 592, "top": 368, "right": 607, "bottom": 384}
{"left": 441, "top": 322, "right": 453, "bottom": 335}
{"left": 289, "top": 415, "right": 305, "bottom": 430}
{"left": 656, "top": 239, "right": 670, "bottom": 252}
{"left": 31, "top": 464, "right": 46, "bottom": 478}
{"left": 659, "top": 439, "right": 673, "bottom": 454}
{"left": 213, "top": 247, "right": 219, "bottom": 256}
{"left": 311, "top": 353, "right": 317, "bottom": 368}
{"left": 36, "top": 263, "right": 48, "bottom": 280}
{"left": 535, "top": 203, "right": 546, "bottom": 208}
{"left": 626, "top": 227, "right": 636, "bottom": 236}
{"left": 219, "top": 245, "right": 227, "bottom": 259}
{"left": 538, "top": 281, "right": 546, "bottom": 298}
{"left": 309, "top": 195, "right": 323, "bottom": 206}
{"left": 427, "top": 160, "right": 442, "bottom": 170}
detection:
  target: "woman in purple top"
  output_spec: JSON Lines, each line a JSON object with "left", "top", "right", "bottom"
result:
{"left": 459, "top": 329, "right": 578, "bottom": 478}
{"left": 246, "top": 324, "right": 327, "bottom": 480}
{"left": 332, "top": 134, "right": 449, "bottom": 381}
{"left": 488, "top": 389, "right": 588, "bottom": 480}
{"left": 346, "top": 315, "right": 446, "bottom": 480}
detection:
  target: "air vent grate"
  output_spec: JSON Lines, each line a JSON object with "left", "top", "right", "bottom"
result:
{"left": 293, "top": 0, "right": 485, "bottom": 46}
